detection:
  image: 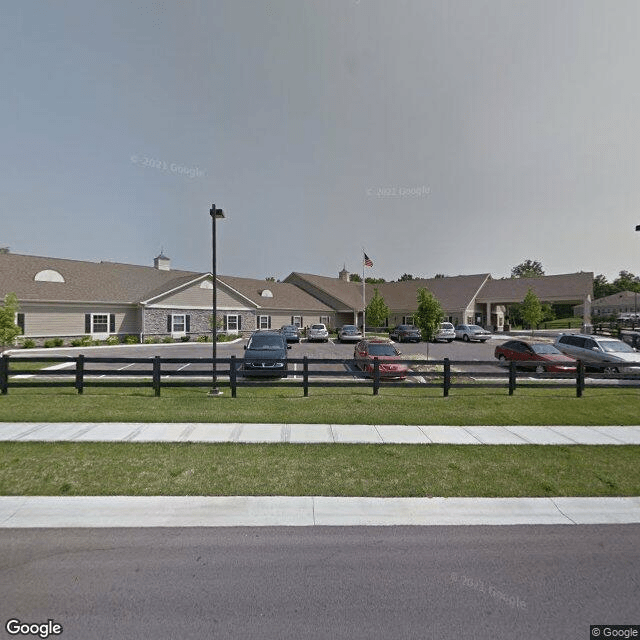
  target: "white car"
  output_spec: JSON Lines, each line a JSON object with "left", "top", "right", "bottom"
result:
{"left": 434, "top": 322, "right": 455, "bottom": 343}
{"left": 454, "top": 324, "right": 492, "bottom": 342}
{"left": 307, "top": 323, "right": 329, "bottom": 342}
{"left": 337, "top": 324, "right": 362, "bottom": 343}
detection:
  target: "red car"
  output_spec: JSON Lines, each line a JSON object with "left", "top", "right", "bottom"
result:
{"left": 354, "top": 339, "right": 409, "bottom": 379}
{"left": 494, "top": 340, "right": 576, "bottom": 373}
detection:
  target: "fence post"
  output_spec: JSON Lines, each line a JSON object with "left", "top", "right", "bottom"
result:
{"left": 373, "top": 357, "right": 380, "bottom": 396}
{"left": 153, "top": 356, "right": 161, "bottom": 397}
{"left": 0, "top": 354, "right": 8, "bottom": 395}
{"left": 303, "top": 356, "right": 309, "bottom": 397}
{"left": 508, "top": 359, "right": 517, "bottom": 396}
{"left": 75, "top": 354, "right": 84, "bottom": 394}
{"left": 443, "top": 358, "right": 450, "bottom": 397}
{"left": 230, "top": 355, "right": 237, "bottom": 398}
{"left": 576, "top": 359, "right": 585, "bottom": 398}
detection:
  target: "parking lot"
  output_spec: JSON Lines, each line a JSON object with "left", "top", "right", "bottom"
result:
{"left": 8, "top": 333, "right": 526, "bottom": 383}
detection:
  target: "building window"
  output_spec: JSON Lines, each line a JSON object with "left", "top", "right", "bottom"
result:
{"left": 258, "top": 315, "right": 271, "bottom": 330}
{"left": 403, "top": 315, "right": 414, "bottom": 325}
{"left": 167, "top": 314, "right": 190, "bottom": 334}
{"left": 292, "top": 315, "right": 302, "bottom": 328}
{"left": 319, "top": 316, "right": 330, "bottom": 325}
{"left": 224, "top": 314, "right": 241, "bottom": 333}
{"left": 85, "top": 313, "right": 115, "bottom": 335}
{"left": 16, "top": 313, "right": 25, "bottom": 334}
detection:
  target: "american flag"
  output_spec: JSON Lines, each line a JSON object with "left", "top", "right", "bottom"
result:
{"left": 363, "top": 252, "right": 373, "bottom": 267}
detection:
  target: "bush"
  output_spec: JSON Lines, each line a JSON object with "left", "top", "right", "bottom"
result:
{"left": 44, "top": 338, "right": 64, "bottom": 348}
{"left": 124, "top": 335, "right": 139, "bottom": 344}
{"left": 144, "top": 337, "right": 159, "bottom": 344}
{"left": 105, "top": 336, "right": 120, "bottom": 345}
{"left": 180, "top": 335, "right": 191, "bottom": 342}
{"left": 197, "top": 335, "right": 210, "bottom": 342}
{"left": 70, "top": 336, "right": 93, "bottom": 347}
{"left": 161, "top": 336, "right": 173, "bottom": 343}
{"left": 21, "top": 338, "right": 36, "bottom": 349}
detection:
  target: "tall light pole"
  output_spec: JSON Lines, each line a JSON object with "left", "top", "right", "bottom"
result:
{"left": 209, "top": 204, "right": 225, "bottom": 396}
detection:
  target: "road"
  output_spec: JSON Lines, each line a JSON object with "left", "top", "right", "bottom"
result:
{"left": 1, "top": 525, "right": 638, "bottom": 640}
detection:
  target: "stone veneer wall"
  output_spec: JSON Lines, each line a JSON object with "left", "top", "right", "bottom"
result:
{"left": 144, "top": 308, "right": 256, "bottom": 337}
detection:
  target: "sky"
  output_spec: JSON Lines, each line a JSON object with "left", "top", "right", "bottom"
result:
{"left": 2, "top": 0, "right": 640, "bottom": 283}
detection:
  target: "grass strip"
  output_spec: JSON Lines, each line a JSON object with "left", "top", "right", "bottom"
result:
{"left": 1, "top": 442, "right": 638, "bottom": 497}
{"left": 0, "top": 386, "right": 639, "bottom": 425}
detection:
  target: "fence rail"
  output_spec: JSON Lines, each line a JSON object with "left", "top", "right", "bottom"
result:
{"left": 1, "top": 354, "right": 639, "bottom": 398}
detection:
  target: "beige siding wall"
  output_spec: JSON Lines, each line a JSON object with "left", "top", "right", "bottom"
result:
{"left": 151, "top": 283, "right": 250, "bottom": 310}
{"left": 253, "top": 311, "right": 336, "bottom": 331}
{"left": 20, "top": 303, "right": 139, "bottom": 336}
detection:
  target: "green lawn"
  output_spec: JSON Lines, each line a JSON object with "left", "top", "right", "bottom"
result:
{"left": 0, "top": 386, "right": 639, "bottom": 425}
{"left": 1, "top": 442, "right": 638, "bottom": 497}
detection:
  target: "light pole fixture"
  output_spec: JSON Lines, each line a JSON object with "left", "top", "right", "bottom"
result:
{"left": 209, "top": 204, "right": 225, "bottom": 397}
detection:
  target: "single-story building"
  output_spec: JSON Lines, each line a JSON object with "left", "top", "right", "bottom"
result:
{"left": 574, "top": 290, "right": 640, "bottom": 321}
{"left": 0, "top": 251, "right": 332, "bottom": 343}
{"left": 1, "top": 250, "right": 594, "bottom": 343}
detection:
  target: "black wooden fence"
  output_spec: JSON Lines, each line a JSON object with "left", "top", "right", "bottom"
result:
{"left": 2, "top": 354, "right": 639, "bottom": 398}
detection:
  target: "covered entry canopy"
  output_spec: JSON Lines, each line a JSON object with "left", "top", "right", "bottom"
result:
{"left": 475, "top": 272, "right": 594, "bottom": 330}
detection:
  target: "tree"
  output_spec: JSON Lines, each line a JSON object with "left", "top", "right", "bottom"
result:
{"left": 593, "top": 274, "right": 615, "bottom": 299}
{"left": 365, "top": 288, "right": 389, "bottom": 329}
{"left": 511, "top": 260, "right": 545, "bottom": 278}
{"left": 398, "top": 273, "right": 414, "bottom": 282}
{"left": 349, "top": 273, "right": 362, "bottom": 282}
{"left": 520, "top": 288, "right": 543, "bottom": 334}
{"left": 365, "top": 277, "right": 386, "bottom": 284}
{"left": 613, "top": 270, "right": 640, "bottom": 293}
{"left": 0, "top": 293, "right": 21, "bottom": 353}
{"left": 414, "top": 288, "right": 443, "bottom": 342}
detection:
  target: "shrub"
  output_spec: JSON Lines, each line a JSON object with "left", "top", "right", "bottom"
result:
{"left": 21, "top": 338, "right": 36, "bottom": 349}
{"left": 161, "top": 336, "right": 173, "bottom": 343}
{"left": 43, "top": 338, "right": 64, "bottom": 348}
{"left": 197, "top": 335, "right": 210, "bottom": 342}
{"left": 106, "top": 336, "right": 120, "bottom": 346}
{"left": 70, "top": 337, "right": 93, "bottom": 347}
{"left": 124, "top": 335, "right": 139, "bottom": 345}
{"left": 144, "top": 337, "right": 159, "bottom": 344}
{"left": 180, "top": 335, "right": 191, "bottom": 342}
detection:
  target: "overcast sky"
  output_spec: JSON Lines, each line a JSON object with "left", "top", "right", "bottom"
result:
{"left": 3, "top": 1, "right": 640, "bottom": 282}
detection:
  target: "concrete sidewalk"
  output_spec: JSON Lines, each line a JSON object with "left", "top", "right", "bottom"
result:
{"left": 2, "top": 422, "right": 640, "bottom": 444}
{"left": 1, "top": 496, "right": 640, "bottom": 527}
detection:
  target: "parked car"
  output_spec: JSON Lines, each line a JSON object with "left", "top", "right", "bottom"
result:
{"left": 494, "top": 340, "right": 576, "bottom": 373}
{"left": 455, "top": 324, "right": 492, "bottom": 342}
{"left": 353, "top": 338, "right": 408, "bottom": 379}
{"left": 242, "top": 330, "right": 290, "bottom": 377}
{"left": 389, "top": 324, "right": 421, "bottom": 343}
{"left": 434, "top": 322, "right": 455, "bottom": 343}
{"left": 279, "top": 324, "right": 301, "bottom": 343}
{"left": 307, "top": 323, "right": 329, "bottom": 342}
{"left": 554, "top": 333, "right": 640, "bottom": 373}
{"left": 337, "top": 324, "right": 362, "bottom": 343}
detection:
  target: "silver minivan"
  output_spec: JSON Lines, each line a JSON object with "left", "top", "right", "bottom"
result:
{"left": 554, "top": 333, "right": 640, "bottom": 372}
{"left": 434, "top": 322, "right": 455, "bottom": 342}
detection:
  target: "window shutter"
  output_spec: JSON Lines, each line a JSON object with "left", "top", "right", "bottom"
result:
{"left": 85, "top": 314, "right": 91, "bottom": 334}
{"left": 238, "top": 316, "right": 242, "bottom": 330}
{"left": 268, "top": 316, "right": 271, "bottom": 329}
{"left": 167, "top": 315, "right": 172, "bottom": 332}
{"left": 186, "top": 315, "right": 191, "bottom": 332}
{"left": 223, "top": 315, "right": 228, "bottom": 331}
{"left": 17, "top": 313, "right": 25, "bottom": 333}
{"left": 109, "top": 314, "right": 116, "bottom": 332}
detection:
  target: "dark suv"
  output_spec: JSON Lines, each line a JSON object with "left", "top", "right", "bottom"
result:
{"left": 243, "top": 331, "right": 290, "bottom": 377}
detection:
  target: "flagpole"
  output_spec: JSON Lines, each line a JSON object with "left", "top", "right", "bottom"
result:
{"left": 362, "top": 257, "right": 366, "bottom": 338}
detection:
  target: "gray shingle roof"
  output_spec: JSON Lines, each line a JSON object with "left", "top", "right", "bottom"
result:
{"left": 0, "top": 253, "right": 202, "bottom": 303}
{"left": 476, "top": 272, "right": 593, "bottom": 303}
{"left": 219, "top": 275, "right": 332, "bottom": 311}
